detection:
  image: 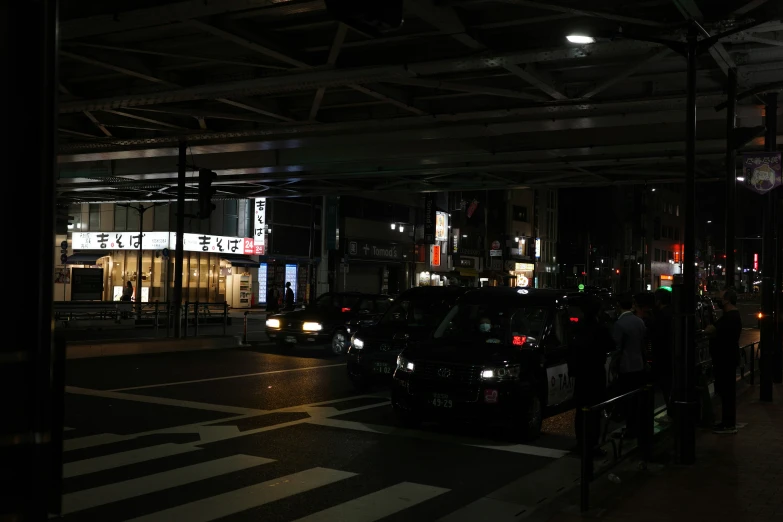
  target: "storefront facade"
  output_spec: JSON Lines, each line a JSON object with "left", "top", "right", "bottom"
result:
{"left": 66, "top": 230, "right": 259, "bottom": 305}
{"left": 340, "top": 238, "right": 412, "bottom": 294}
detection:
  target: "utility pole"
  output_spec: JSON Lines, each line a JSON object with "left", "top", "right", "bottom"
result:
{"left": 759, "top": 92, "right": 777, "bottom": 399}
{"left": 173, "top": 140, "right": 186, "bottom": 338}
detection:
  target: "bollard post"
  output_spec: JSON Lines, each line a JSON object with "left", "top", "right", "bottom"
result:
{"left": 223, "top": 302, "right": 228, "bottom": 335}
{"left": 580, "top": 407, "right": 592, "bottom": 512}
{"left": 750, "top": 342, "right": 756, "bottom": 385}
{"left": 243, "top": 311, "right": 249, "bottom": 344}
{"left": 166, "top": 302, "right": 171, "bottom": 338}
{"left": 155, "top": 302, "right": 160, "bottom": 335}
{"left": 184, "top": 301, "right": 189, "bottom": 338}
{"left": 194, "top": 302, "right": 199, "bottom": 337}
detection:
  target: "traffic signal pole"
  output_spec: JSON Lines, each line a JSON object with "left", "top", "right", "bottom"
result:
{"left": 724, "top": 68, "right": 737, "bottom": 290}
{"left": 173, "top": 140, "right": 186, "bottom": 338}
{"left": 759, "top": 92, "right": 778, "bottom": 399}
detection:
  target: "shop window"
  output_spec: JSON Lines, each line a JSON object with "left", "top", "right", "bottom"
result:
{"left": 154, "top": 205, "right": 169, "bottom": 231}
{"left": 127, "top": 206, "right": 139, "bottom": 232}
{"left": 223, "top": 200, "right": 238, "bottom": 237}
{"left": 114, "top": 205, "right": 127, "bottom": 231}
{"left": 512, "top": 205, "right": 528, "bottom": 222}
{"left": 89, "top": 204, "right": 101, "bottom": 230}
{"left": 655, "top": 248, "right": 661, "bottom": 262}
{"left": 69, "top": 204, "right": 83, "bottom": 231}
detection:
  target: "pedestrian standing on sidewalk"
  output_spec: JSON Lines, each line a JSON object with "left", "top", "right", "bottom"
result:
{"left": 705, "top": 287, "right": 742, "bottom": 434}
{"left": 569, "top": 295, "right": 615, "bottom": 457}
{"left": 284, "top": 281, "right": 295, "bottom": 311}
{"left": 612, "top": 292, "right": 647, "bottom": 439}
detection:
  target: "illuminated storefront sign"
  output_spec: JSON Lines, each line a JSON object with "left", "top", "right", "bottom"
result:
{"left": 72, "top": 231, "right": 255, "bottom": 255}
{"left": 535, "top": 238, "right": 541, "bottom": 258}
{"left": 511, "top": 262, "right": 534, "bottom": 287}
{"left": 254, "top": 198, "right": 266, "bottom": 255}
{"left": 435, "top": 211, "right": 448, "bottom": 241}
{"left": 431, "top": 245, "right": 441, "bottom": 267}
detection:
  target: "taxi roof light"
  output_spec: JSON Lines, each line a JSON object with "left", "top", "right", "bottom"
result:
{"left": 512, "top": 335, "right": 527, "bottom": 346}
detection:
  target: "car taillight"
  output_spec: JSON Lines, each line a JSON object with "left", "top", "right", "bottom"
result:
{"left": 512, "top": 335, "right": 527, "bottom": 346}
{"left": 342, "top": 307, "right": 351, "bottom": 313}
{"left": 569, "top": 317, "right": 579, "bottom": 323}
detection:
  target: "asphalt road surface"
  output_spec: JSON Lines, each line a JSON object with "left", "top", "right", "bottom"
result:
{"left": 60, "top": 327, "right": 760, "bottom": 522}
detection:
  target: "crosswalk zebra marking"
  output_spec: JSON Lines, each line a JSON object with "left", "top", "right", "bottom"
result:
{"left": 63, "top": 454, "right": 273, "bottom": 514}
{"left": 65, "top": 432, "right": 131, "bottom": 451}
{"left": 64, "top": 443, "right": 201, "bottom": 478}
{"left": 292, "top": 482, "right": 450, "bottom": 522}
{"left": 126, "top": 467, "right": 357, "bottom": 522}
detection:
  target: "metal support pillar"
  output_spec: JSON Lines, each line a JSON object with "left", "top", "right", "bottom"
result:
{"left": 5, "top": 0, "right": 59, "bottom": 518}
{"left": 135, "top": 204, "right": 144, "bottom": 320}
{"left": 674, "top": 23, "right": 699, "bottom": 465}
{"left": 760, "top": 92, "right": 778, "bottom": 399}
{"left": 173, "top": 140, "right": 186, "bottom": 338}
{"left": 725, "top": 68, "right": 737, "bottom": 290}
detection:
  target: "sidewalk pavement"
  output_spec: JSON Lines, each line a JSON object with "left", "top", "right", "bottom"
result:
{"left": 546, "top": 383, "right": 782, "bottom": 522}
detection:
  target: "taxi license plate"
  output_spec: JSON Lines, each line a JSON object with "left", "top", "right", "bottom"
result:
{"left": 285, "top": 336, "right": 297, "bottom": 344}
{"left": 373, "top": 362, "right": 392, "bottom": 374}
{"left": 429, "top": 393, "right": 453, "bottom": 408}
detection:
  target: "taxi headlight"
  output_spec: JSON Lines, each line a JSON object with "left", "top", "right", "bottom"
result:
{"left": 481, "top": 365, "right": 521, "bottom": 381}
{"left": 396, "top": 355, "right": 414, "bottom": 373}
{"left": 266, "top": 318, "right": 280, "bottom": 329}
{"left": 352, "top": 337, "right": 364, "bottom": 350}
{"left": 302, "top": 322, "right": 322, "bottom": 332}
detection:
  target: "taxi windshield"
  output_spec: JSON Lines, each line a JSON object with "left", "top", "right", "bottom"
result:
{"left": 380, "top": 295, "right": 453, "bottom": 328}
{"left": 433, "top": 303, "right": 548, "bottom": 344}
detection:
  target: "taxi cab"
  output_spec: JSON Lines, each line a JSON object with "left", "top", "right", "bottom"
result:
{"left": 346, "top": 286, "right": 467, "bottom": 389}
{"left": 391, "top": 287, "right": 617, "bottom": 441}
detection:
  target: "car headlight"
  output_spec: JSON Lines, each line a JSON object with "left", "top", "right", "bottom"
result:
{"left": 481, "top": 365, "right": 521, "bottom": 381}
{"left": 302, "top": 322, "right": 322, "bottom": 332}
{"left": 352, "top": 337, "right": 364, "bottom": 350}
{"left": 396, "top": 355, "right": 415, "bottom": 373}
{"left": 266, "top": 318, "right": 280, "bottom": 329}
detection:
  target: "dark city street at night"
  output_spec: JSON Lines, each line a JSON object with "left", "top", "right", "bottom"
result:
{"left": 4, "top": 0, "right": 782, "bottom": 521}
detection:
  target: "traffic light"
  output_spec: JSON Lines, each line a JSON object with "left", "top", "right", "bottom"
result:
{"left": 197, "top": 168, "right": 217, "bottom": 218}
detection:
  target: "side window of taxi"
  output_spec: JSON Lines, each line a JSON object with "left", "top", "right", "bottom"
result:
{"left": 553, "top": 311, "right": 568, "bottom": 345}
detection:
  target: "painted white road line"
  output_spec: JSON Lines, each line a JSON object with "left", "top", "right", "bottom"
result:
{"left": 293, "top": 482, "right": 449, "bottom": 522}
{"left": 306, "top": 418, "right": 570, "bottom": 458}
{"left": 63, "top": 454, "right": 273, "bottom": 514}
{"left": 65, "top": 433, "right": 132, "bottom": 452}
{"left": 64, "top": 443, "right": 201, "bottom": 478}
{"left": 61, "top": 396, "right": 389, "bottom": 453}
{"left": 109, "top": 363, "right": 347, "bottom": 392}
{"left": 126, "top": 467, "right": 357, "bottom": 522}
{"left": 66, "top": 386, "right": 266, "bottom": 415}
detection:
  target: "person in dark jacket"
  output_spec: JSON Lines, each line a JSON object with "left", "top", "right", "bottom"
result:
{"left": 569, "top": 295, "right": 615, "bottom": 457}
{"left": 283, "top": 281, "right": 295, "bottom": 311}
{"left": 612, "top": 292, "right": 647, "bottom": 438}
{"left": 649, "top": 288, "right": 674, "bottom": 422}
{"left": 705, "top": 288, "right": 742, "bottom": 434}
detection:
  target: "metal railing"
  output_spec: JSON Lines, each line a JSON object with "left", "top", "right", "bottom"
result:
{"left": 580, "top": 384, "right": 655, "bottom": 512}
{"left": 739, "top": 341, "right": 759, "bottom": 385}
{"left": 54, "top": 301, "right": 230, "bottom": 337}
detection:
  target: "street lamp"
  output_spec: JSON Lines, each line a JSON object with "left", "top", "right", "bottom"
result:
{"left": 736, "top": 176, "right": 745, "bottom": 182}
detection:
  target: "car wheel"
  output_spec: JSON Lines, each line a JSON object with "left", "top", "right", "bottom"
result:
{"left": 515, "top": 395, "right": 543, "bottom": 442}
{"left": 330, "top": 329, "right": 348, "bottom": 356}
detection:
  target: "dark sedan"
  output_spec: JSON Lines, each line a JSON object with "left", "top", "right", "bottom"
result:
{"left": 391, "top": 288, "right": 618, "bottom": 441}
{"left": 265, "top": 292, "right": 391, "bottom": 355}
{"left": 346, "top": 286, "right": 468, "bottom": 390}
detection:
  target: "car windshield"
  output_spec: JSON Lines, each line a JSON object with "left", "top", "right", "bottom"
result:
{"left": 380, "top": 295, "right": 453, "bottom": 327}
{"left": 433, "top": 303, "right": 548, "bottom": 345}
